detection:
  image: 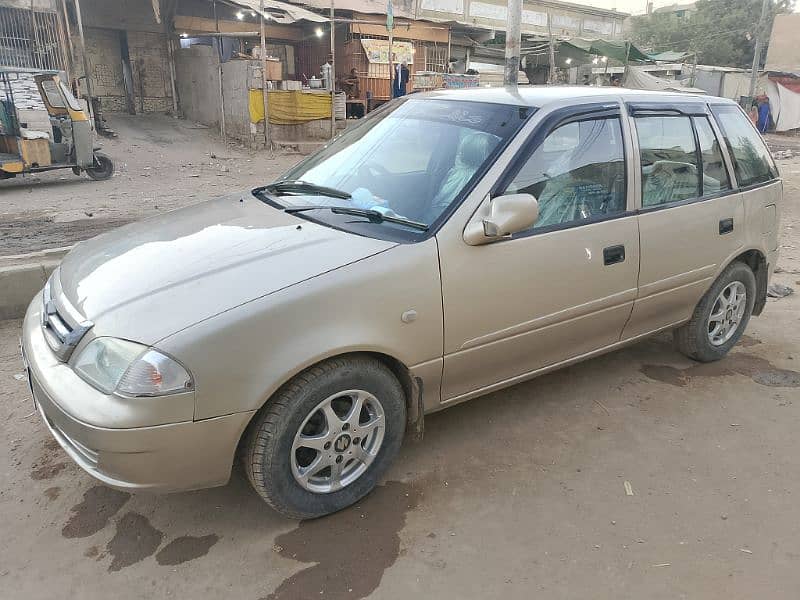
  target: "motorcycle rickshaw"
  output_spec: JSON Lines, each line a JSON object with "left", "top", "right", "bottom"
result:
{"left": 0, "top": 67, "right": 114, "bottom": 181}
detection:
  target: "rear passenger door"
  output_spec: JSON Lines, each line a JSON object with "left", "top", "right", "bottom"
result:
{"left": 710, "top": 104, "right": 782, "bottom": 262}
{"left": 622, "top": 104, "right": 745, "bottom": 340}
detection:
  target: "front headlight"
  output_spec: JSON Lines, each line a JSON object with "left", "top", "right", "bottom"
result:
{"left": 73, "top": 337, "right": 193, "bottom": 397}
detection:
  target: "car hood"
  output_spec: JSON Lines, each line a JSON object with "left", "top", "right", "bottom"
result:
{"left": 57, "top": 193, "right": 396, "bottom": 344}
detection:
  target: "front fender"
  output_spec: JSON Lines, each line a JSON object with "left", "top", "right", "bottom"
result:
{"left": 158, "top": 238, "right": 444, "bottom": 421}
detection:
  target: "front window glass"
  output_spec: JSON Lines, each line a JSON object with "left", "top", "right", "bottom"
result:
{"left": 40, "top": 79, "right": 65, "bottom": 108}
{"left": 270, "top": 99, "right": 529, "bottom": 237}
{"left": 711, "top": 105, "right": 777, "bottom": 187}
{"left": 59, "top": 81, "right": 83, "bottom": 111}
{"left": 503, "top": 117, "right": 626, "bottom": 231}
{"left": 636, "top": 115, "right": 699, "bottom": 207}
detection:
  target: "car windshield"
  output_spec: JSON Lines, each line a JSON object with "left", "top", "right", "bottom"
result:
{"left": 263, "top": 98, "right": 531, "bottom": 240}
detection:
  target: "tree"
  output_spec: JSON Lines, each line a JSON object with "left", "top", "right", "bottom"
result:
{"left": 630, "top": 0, "right": 795, "bottom": 68}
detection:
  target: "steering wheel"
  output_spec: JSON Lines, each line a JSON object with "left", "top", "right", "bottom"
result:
{"left": 361, "top": 162, "right": 390, "bottom": 178}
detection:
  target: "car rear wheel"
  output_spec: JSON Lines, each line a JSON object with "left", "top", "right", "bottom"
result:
{"left": 242, "top": 356, "right": 406, "bottom": 519}
{"left": 673, "top": 261, "right": 756, "bottom": 362}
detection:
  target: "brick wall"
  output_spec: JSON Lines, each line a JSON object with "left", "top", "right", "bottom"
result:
{"left": 71, "top": 27, "right": 174, "bottom": 114}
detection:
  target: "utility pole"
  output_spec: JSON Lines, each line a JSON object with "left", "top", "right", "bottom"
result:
{"left": 504, "top": 0, "right": 521, "bottom": 86}
{"left": 330, "top": 0, "right": 335, "bottom": 139}
{"left": 73, "top": 0, "right": 95, "bottom": 111}
{"left": 259, "top": 0, "right": 270, "bottom": 150}
{"left": 387, "top": 0, "right": 393, "bottom": 99}
{"left": 748, "top": 0, "right": 769, "bottom": 99}
{"left": 547, "top": 13, "right": 556, "bottom": 84}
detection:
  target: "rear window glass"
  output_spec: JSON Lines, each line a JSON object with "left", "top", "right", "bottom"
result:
{"left": 711, "top": 105, "right": 777, "bottom": 187}
{"left": 693, "top": 116, "right": 731, "bottom": 195}
{"left": 635, "top": 115, "right": 699, "bottom": 207}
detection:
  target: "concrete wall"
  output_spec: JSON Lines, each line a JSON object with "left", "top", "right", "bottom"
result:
{"left": 175, "top": 46, "right": 333, "bottom": 147}
{"left": 271, "top": 119, "right": 334, "bottom": 143}
{"left": 78, "top": 0, "right": 164, "bottom": 33}
{"left": 174, "top": 46, "right": 255, "bottom": 144}
{"left": 690, "top": 69, "right": 724, "bottom": 97}
{"left": 67, "top": 0, "right": 173, "bottom": 113}
{"left": 174, "top": 45, "right": 221, "bottom": 128}
{"left": 220, "top": 59, "right": 252, "bottom": 141}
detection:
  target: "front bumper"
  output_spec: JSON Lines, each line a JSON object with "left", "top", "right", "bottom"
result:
{"left": 21, "top": 298, "right": 255, "bottom": 493}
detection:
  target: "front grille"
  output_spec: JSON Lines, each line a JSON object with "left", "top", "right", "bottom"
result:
{"left": 41, "top": 271, "right": 93, "bottom": 361}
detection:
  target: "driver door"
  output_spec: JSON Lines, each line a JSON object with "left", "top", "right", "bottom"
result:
{"left": 438, "top": 105, "right": 641, "bottom": 402}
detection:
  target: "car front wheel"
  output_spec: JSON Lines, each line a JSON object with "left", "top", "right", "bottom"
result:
{"left": 673, "top": 260, "right": 756, "bottom": 362}
{"left": 242, "top": 356, "right": 406, "bottom": 519}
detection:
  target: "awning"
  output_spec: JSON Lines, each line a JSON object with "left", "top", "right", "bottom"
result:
{"left": 559, "top": 38, "right": 651, "bottom": 63}
{"left": 227, "top": 0, "right": 328, "bottom": 24}
{"left": 648, "top": 50, "right": 693, "bottom": 62}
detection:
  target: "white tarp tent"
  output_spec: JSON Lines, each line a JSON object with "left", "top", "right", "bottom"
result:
{"left": 766, "top": 80, "right": 800, "bottom": 132}
{"left": 623, "top": 66, "right": 707, "bottom": 94}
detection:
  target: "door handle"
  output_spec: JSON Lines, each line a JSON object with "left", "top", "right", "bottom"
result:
{"left": 719, "top": 218, "right": 734, "bottom": 235}
{"left": 603, "top": 245, "right": 625, "bottom": 266}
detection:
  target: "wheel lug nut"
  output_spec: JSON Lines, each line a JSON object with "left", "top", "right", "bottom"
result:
{"left": 324, "top": 442, "right": 331, "bottom": 450}
{"left": 335, "top": 455, "right": 343, "bottom": 463}
{"left": 342, "top": 423, "right": 350, "bottom": 431}
{"left": 353, "top": 437, "right": 360, "bottom": 445}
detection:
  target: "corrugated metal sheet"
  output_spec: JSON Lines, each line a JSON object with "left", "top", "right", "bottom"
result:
{"left": 0, "top": 0, "right": 57, "bottom": 10}
{"left": 288, "top": 0, "right": 415, "bottom": 19}
{"left": 228, "top": 0, "right": 328, "bottom": 23}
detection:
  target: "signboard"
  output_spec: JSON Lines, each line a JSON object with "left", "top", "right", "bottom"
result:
{"left": 522, "top": 10, "right": 547, "bottom": 27}
{"left": 443, "top": 73, "right": 480, "bottom": 89}
{"left": 360, "top": 39, "right": 414, "bottom": 65}
{"left": 420, "top": 0, "right": 463, "bottom": 13}
{"left": 469, "top": 1, "right": 506, "bottom": 20}
{"left": 469, "top": 3, "right": 546, "bottom": 28}
{"left": 551, "top": 14, "right": 580, "bottom": 30}
{"left": 583, "top": 19, "right": 613, "bottom": 35}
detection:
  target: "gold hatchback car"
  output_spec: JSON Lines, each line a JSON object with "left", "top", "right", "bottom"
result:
{"left": 22, "top": 87, "right": 781, "bottom": 518}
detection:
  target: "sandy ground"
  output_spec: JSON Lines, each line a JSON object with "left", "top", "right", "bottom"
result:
{"left": 0, "top": 114, "right": 298, "bottom": 256}
{"left": 1, "top": 122, "right": 800, "bottom": 599}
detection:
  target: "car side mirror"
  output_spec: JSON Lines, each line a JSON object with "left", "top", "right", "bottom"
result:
{"left": 463, "top": 193, "right": 539, "bottom": 245}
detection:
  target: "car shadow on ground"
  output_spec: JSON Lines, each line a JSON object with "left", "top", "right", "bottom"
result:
{"left": 29, "top": 329, "right": 796, "bottom": 597}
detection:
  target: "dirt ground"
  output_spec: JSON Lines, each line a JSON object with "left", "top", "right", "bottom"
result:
{"left": 0, "top": 114, "right": 298, "bottom": 256}
{"left": 1, "top": 121, "right": 800, "bottom": 599}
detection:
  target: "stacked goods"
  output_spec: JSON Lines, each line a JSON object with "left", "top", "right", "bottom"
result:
{"left": 9, "top": 74, "right": 46, "bottom": 111}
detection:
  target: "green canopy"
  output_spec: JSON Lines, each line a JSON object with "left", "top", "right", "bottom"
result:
{"left": 647, "top": 50, "right": 693, "bottom": 62}
{"left": 558, "top": 38, "right": 651, "bottom": 63}
{"left": 522, "top": 38, "right": 692, "bottom": 69}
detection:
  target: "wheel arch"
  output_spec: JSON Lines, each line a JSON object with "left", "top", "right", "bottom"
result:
{"left": 722, "top": 248, "right": 768, "bottom": 316}
{"left": 237, "top": 350, "right": 424, "bottom": 458}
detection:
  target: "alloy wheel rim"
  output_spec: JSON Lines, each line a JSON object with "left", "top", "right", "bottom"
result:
{"left": 707, "top": 281, "right": 747, "bottom": 346}
{"left": 290, "top": 389, "right": 385, "bottom": 494}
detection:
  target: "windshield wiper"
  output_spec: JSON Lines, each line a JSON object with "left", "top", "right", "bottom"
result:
{"left": 264, "top": 180, "right": 352, "bottom": 200}
{"left": 285, "top": 205, "right": 429, "bottom": 232}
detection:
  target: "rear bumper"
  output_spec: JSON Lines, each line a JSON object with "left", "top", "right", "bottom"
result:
{"left": 21, "top": 299, "right": 254, "bottom": 493}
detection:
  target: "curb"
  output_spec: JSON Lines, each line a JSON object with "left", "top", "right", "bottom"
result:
{"left": 0, "top": 246, "right": 72, "bottom": 321}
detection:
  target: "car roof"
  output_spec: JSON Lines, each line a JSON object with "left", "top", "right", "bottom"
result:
{"left": 417, "top": 85, "right": 738, "bottom": 109}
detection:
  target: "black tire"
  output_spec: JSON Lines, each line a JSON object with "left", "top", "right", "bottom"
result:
{"left": 85, "top": 152, "right": 114, "bottom": 181}
{"left": 673, "top": 261, "right": 756, "bottom": 362}
{"left": 242, "top": 356, "right": 406, "bottom": 519}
